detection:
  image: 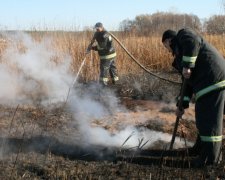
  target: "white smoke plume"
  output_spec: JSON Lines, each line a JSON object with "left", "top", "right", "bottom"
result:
{"left": 68, "top": 86, "right": 191, "bottom": 149}
{"left": 0, "top": 31, "right": 73, "bottom": 105}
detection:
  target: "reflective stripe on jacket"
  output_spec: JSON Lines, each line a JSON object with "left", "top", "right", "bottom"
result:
{"left": 100, "top": 52, "right": 116, "bottom": 60}
{"left": 195, "top": 80, "right": 225, "bottom": 100}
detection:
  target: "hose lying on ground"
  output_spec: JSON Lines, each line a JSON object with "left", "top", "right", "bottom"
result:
{"left": 108, "top": 32, "right": 181, "bottom": 85}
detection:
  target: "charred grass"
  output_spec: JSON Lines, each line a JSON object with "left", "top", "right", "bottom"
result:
{"left": 0, "top": 94, "right": 224, "bottom": 179}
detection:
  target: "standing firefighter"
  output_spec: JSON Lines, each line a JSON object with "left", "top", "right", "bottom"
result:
{"left": 86, "top": 22, "right": 119, "bottom": 86}
{"left": 162, "top": 28, "right": 225, "bottom": 168}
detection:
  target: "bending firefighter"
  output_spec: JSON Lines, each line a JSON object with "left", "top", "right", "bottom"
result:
{"left": 162, "top": 28, "right": 225, "bottom": 168}
{"left": 86, "top": 22, "right": 119, "bottom": 86}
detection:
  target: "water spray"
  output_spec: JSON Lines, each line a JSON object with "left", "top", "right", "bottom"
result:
{"left": 72, "top": 57, "right": 87, "bottom": 87}
{"left": 65, "top": 55, "right": 87, "bottom": 102}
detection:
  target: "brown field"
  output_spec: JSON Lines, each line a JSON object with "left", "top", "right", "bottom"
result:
{"left": 0, "top": 31, "right": 224, "bottom": 179}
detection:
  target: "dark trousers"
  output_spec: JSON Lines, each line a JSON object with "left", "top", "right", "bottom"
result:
{"left": 100, "top": 58, "right": 118, "bottom": 85}
{"left": 195, "top": 90, "right": 225, "bottom": 164}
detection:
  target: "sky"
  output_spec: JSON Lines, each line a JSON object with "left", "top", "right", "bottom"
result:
{"left": 0, "top": 0, "right": 224, "bottom": 31}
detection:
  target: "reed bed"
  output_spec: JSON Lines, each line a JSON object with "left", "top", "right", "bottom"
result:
{"left": 0, "top": 31, "right": 224, "bottom": 83}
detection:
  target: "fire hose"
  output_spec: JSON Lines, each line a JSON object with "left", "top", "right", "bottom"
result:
{"left": 108, "top": 32, "right": 181, "bottom": 85}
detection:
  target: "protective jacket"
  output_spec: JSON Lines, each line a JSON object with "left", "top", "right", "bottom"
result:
{"left": 92, "top": 30, "right": 116, "bottom": 60}
{"left": 171, "top": 28, "right": 225, "bottom": 104}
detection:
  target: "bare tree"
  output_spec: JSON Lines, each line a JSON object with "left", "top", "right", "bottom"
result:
{"left": 222, "top": 0, "right": 225, "bottom": 11}
{"left": 119, "top": 12, "right": 202, "bottom": 36}
{"left": 119, "top": 19, "right": 135, "bottom": 32}
{"left": 205, "top": 15, "right": 225, "bottom": 34}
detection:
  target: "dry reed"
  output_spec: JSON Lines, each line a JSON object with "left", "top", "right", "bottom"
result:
{"left": 0, "top": 31, "right": 224, "bottom": 83}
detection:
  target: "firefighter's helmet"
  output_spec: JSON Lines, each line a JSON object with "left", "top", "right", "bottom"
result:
{"left": 94, "top": 22, "right": 103, "bottom": 28}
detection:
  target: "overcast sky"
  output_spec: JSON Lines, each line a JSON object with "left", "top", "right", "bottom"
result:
{"left": 0, "top": 0, "right": 224, "bottom": 30}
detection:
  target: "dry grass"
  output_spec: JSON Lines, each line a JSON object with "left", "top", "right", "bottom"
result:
{"left": 49, "top": 32, "right": 225, "bottom": 79}
{"left": 0, "top": 31, "right": 224, "bottom": 84}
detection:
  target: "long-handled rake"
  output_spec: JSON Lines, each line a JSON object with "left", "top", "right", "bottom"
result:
{"left": 169, "top": 79, "right": 187, "bottom": 150}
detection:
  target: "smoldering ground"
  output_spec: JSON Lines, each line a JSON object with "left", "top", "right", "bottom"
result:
{"left": 0, "top": 32, "right": 193, "bottom": 162}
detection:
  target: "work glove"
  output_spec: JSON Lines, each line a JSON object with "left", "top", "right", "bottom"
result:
{"left": 86, "top": 44, "right": 92, "bottom": 54}
{"left": 176, "top": 96, "right": 189, "bottom": 109}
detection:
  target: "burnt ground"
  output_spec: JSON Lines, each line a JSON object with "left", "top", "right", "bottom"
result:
{"left": 0, "top": 82, "right": 225, "bottom": 179}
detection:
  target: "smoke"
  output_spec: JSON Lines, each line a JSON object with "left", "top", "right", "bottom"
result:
{"left": 68, "top": 84, "right": 122, "bottom": 131}
{"left": 68, "top": 85, "right": 190, "bottom": 149}
{"left": 76, "top": 124, "right": 189, "bottom": 149}
{"left": 0, "top": 31, "right": 73, "bottom": 105}
{"left": 0, "top": 31, "right": 191, "bottom": 156}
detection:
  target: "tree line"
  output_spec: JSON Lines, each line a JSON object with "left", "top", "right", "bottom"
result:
{"left": 119, "top": 12, "right": 225, "bottom": 35}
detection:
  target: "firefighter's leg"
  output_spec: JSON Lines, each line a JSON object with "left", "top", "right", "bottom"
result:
{"left": 194, "top": 90, "right": 224, "bottom": 167}
{"left": 109, "top": 58, "right": 119, "bottom": 84}
{"left": 100, "top": 59, "right": 110, "bottom": 86}
{"left": 188, "top": 134, "right": 202, "bottom": 156}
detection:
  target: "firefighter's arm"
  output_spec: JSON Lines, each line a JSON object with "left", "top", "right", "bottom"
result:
{"left": 176, "top": 82, "right": 192, "bottom": 109}
{"left": 178, "top": 33, "right": 201, "bottom": 78}
{"left": 103, "top": 33, "right": 114, "bottom": 52}
{"left": 172, "top": 55, "right": 191, "bottom": 80}
{"left": 180, "top": 37, "right": 200, "bottom": 69}
{"left": 86, "top": 44, "right": 92, "bottom": 53}
{"left": 86, "top": 42, "right": 98, "bottom": 53}
{"left": 172, "top": 55, "right": 182, "bottom": 74}
{"left": 86, "top": 33, "right": 97, "bottom": 53}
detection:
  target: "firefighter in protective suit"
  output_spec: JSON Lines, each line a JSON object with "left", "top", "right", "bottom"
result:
{"left": 86, "top": 22, "right": 119, "bottom": 86}
{"left": 162, "top": 28, "right": 225, "bottom": 168}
